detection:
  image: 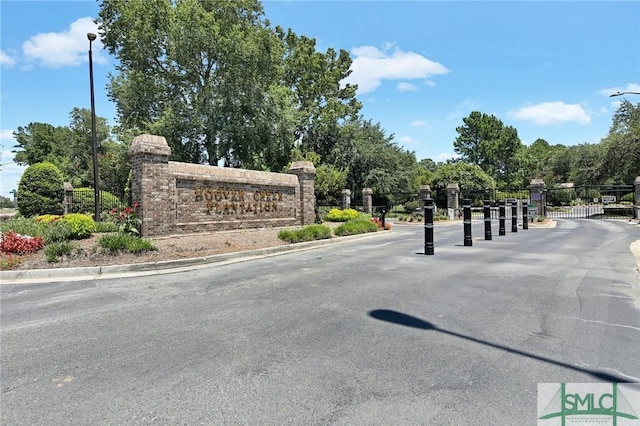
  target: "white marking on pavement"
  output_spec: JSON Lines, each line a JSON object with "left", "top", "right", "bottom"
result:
{"left": 562, "top": 316, "right": 640, "bottom": 332}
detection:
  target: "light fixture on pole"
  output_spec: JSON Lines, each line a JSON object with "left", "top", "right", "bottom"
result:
{"left": 87, "top": 32, "right": 100, "bottom": 222}
{"left": 609, "top": 91, "right": 640, "bottom": 97}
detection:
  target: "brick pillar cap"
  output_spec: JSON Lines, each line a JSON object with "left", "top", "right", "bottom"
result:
{"left": 446, "top": 183, "right": 460, "bottom": 190}
{"left": 419, "top": 184, "right": 431, "bottom": 191}
{"left": 63, "top": 182, "right": 73, "bottom": 191}
{"left": 342, "top": 189, "right": 351, "bottom": 195}
{"left": 362, "top": 188, "right": 373, "bottom": 195}
{"left": 129, "top": 134, "right": 171, "bottom": 157}
{"left": 289, "top": 161, "right": 316, "bottom": 175}
{"left": 530, "top": 178, "right": 546, "bottom": 187}
{"left": 635, "top": 176, "right": 640, "bottom": 185}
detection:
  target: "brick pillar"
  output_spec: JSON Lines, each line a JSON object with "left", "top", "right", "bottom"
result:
{"left": 288, "top": 161, "right": 316, "bottom": 225}
{"left": 635, "top": 176, "right": 640, "bottom": 219}
{"left": 128, "top": 134, "right": 172, "bottom": 236}
{"left": 341, "top": 189, "right": 351, "bottom": 210}
{"left": 419, "top": 185, "right": 432, "bottom": 210}
{"left": 530, "top": 179, "right": 546, "bottom": 217}
{"left": 447, "top": 183, "right": 460, "bottom": 220}
{"left": 63, "top": 182, "right": 73, "bottom": 215}
{"left": 362, "top": 188, "right": 373, "bottom": 214}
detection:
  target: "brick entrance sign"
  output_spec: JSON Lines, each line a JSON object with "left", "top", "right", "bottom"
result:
{"left": 129, "top": 134, "right": 316, "bottom": 236}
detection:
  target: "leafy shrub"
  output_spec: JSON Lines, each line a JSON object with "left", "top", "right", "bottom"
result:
{"left": 0, "top": 254, "right": 23, "bottom": 270}
{"left": 17, "top": 162, "right": 64, "bottom": 217}
{"left": 547, "top": 190, "right": 576, "bottom": 206}
{"left": 98, "top": 233, "right": 157, "bottom": 253}
{"left": 0, "top": 231, "right": 45, "bottom": 255}
{"left": 278, "top": 224, "right": 332, "bottom": 243}
{"left": 323, "top": 208, "right": 359, "bottom": 222}
{"left": 44, "top": 241, "right": 76, "bottom": 263}
{"left": 334, "top": 219, "right": 379, "bottom": 236}
{"left": 94, "top": 221, "right": 119, "bottom": 233}
{"left": 36, "top": 214, "right": 62, "bottom": 224}
{"left": 621, "top": 192, "right": 634, "bottom": 202}
{"left": 42, "top": 220, "right": 74, "bottom": 244}
{"left": 60, "top": 213, "right": 95, "bottom": 239}
{"left": 403, "top": 201, "right": 419, "bottom": 213}
{"left": 71, "top": 188, "right": 123, "bottom": 215}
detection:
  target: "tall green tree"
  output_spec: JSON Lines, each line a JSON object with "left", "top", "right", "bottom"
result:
{"left": 600, "top": 100, "right": 640, "bottom": 183}
{"left": 453, "top": 111, "right": 522, "bottom": 187}
{"left": 277, "top": 27, "right": 361, "bottom": 161}
{"left": 13, "top": 108, "right": 112, "bottom": 189}
{"left": 99, "top": 0, "right": 361, "bottom": 171}
{"left": 99, "top": 0, "right": 292, "bottom": 168}
{"left": 567, "top": 143, "right": 605, "bottom": 186}
{"left": 333, "top": 119, "right": 420, "bottom": 202}
{"left": 430, "top": 162, "right": 496, "bottom": 191}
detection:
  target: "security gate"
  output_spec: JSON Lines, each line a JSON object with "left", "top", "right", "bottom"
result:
{"left": 544, "top": 185, "right": 635, "bottom": 219}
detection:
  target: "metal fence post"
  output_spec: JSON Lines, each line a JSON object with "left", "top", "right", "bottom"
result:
{"left": 511, "top": 200, "right": 518, "bottom": 233}
{"left": 522, "top": 200, "right": 529, "bottom": 230}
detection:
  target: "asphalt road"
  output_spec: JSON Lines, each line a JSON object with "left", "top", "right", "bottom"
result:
{"left": 2, "top": 219, "right": 639, "bottom": 425}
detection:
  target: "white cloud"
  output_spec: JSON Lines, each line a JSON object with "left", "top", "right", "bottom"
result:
{"left": 411, "top": 120, "right": 426, "bottom": 127}
{"left": 0, "top": 50, "right": 17, "bottom": 67}
{"left": 1, "top": 129, "right": 15, "bottom": 140}
{"left": 435, "top": 152, "right": 459, "bottom": 162}
{"left": 22, "top": 17, "right": 107, "bottom": 68}
{"left": 398, "top": 136, "right": 419, "bottom": 145}
{"left": 509, "top": 101, "right": 591, "bottom": 125}
{"left": 342, "top": 45, "right": 449, "bottom": 94}
{"left": 599, "top": 83, "right": 640, "bottom": 97}
{"left": 397, "top": 82, "right": 418, "bottom": 92}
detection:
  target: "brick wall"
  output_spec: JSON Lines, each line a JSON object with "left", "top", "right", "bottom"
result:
{"left": 129, "top": 134, "right": 315, "bottom": 236}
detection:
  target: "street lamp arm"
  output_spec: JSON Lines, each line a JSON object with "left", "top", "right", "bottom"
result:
{"left": 609, "top": 91, "right": 640, "bottom": 97}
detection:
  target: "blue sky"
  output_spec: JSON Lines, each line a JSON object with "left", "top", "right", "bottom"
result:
{"left": 1, "top": 1, "right": 639, "bottom": 199}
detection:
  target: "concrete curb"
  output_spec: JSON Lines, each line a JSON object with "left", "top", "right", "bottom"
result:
{"left": 1, "top": 231, "right": 390, "bottom": 284}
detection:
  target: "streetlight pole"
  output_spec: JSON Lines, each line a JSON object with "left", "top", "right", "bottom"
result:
{"left": 87, "top": 32, "right": 100, "bottom": 222}
{"left": 609, "top": 91, "right": 640, "bottom": 97}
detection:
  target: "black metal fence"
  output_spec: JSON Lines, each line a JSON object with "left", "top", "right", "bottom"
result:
{"left": 544, "top": 185, "right": 635, "bottom": 219}
{"left": 69, "top": 188, "right": 128, "bottom": 215}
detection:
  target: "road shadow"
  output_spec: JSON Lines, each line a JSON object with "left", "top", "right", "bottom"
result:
{"left": 369, "top": 309, "right": 631, "bottom": 383}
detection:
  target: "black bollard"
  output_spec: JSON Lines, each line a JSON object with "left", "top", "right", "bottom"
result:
{"left": 522, "top": 201, "right": 528, "bottom": 230}
{"left": 463, "top": 198, "right": 472, "bottom": 246}
{"left": 499, "top": 200, "right": 506, "bottom": 236}
{"left": 483, "top": 200, "right": 492, "bottom": 240}
{"left": 424, "top": 198, "right": 434, "bottom": 255}
{"left": 511, "top": 200, "right": 518, "bottom": 233}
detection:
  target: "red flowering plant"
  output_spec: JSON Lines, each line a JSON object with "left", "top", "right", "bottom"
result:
{"left": 0, "top": 231, "right": 45, "bottom": 255}
{"left": 107, "top": 203, "right": 142, "bottom": 235}
{"left": 370, "top": 217, "right": 392, "bottom": 230}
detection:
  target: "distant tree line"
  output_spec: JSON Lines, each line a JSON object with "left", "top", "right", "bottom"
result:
{"left": 11, "top": 0, "right": 640, "bottom": 212}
